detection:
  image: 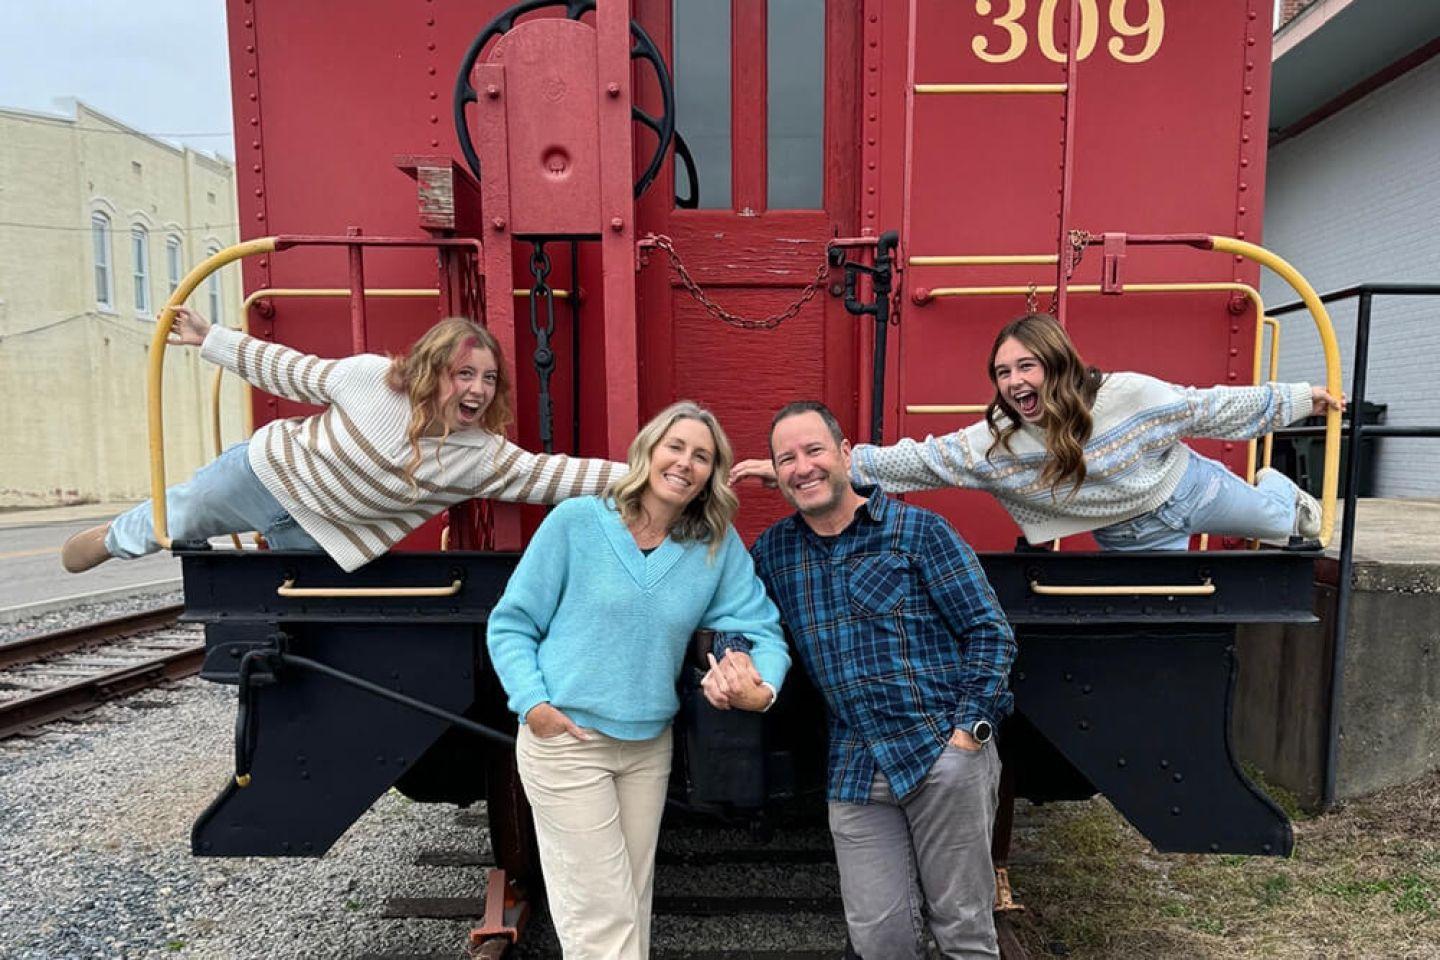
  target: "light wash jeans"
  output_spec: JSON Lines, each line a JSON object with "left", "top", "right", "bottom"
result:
{"left": 106, "top": 441, "right": 321, "bottom": 558}
{"left": 828, "top": 743, "right": 1002, "bottom": 960}
{"left": 1091, "top": 449, "right": 1297, "bottom": 551}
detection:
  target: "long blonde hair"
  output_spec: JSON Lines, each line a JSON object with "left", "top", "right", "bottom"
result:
{"left": 984, "top": 313, "right": 1104, "bottom": 498}
{"left": 607, "top": 401, "right": 737, "bottom": 557}
{"left": 386, "top": 318, "right": 513, "bottom": 493}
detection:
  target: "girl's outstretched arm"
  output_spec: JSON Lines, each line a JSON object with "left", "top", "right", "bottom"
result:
{"left": 198, "top": 320, "right": 365, "bottom": 406}
{"left": 473, "top": 439, "right": 625, "bottom": 504}
{"left": 849, "top": 429, "right": 987, "bottom": 493}
{"left": 1177, "top": 378, "right": 1320, "bottom": 440}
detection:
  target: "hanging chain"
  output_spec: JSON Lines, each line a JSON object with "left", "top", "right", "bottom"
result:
{"left": 1045, "top": 229, "right": 1094, "bottom": 316}
{"left": 646, "top": 234, "right": 830, "bottom": 330}
{"left": 528, "top": 241, "right": 557, "bottom": 454}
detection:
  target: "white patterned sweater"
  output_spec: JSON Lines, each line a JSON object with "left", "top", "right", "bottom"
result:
{"left": 201, "top": 326, "right": 623, "bottom": 571}
{"left": 850, "top": 372, "right": 1313, "bottom": 545}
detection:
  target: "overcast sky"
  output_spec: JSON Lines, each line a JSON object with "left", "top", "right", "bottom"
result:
{"left": 0, "top": 1, "right": 235, "bottom": 158}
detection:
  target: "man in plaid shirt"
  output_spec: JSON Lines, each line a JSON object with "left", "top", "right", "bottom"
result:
{"left": 720, "top": 401, "right": 1015, "bottom": 959}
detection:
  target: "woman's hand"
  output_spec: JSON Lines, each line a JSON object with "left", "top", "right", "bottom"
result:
{"left": 525, "top": 702, "right": 591, "bottom": 740}
{"left": 729, "top": 458, "right": 778, "bottom": 488}
{"left": 701, "top": 650, "right": 773, "bottom": 712}
{"left": 164, "top": 306, "right": 212, "bottom": 347}
{"left": 1309, "top": 386, "right": 1345, "bottom": 417}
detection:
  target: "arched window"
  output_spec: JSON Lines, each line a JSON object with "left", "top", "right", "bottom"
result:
{"left": 166, "top": 236, "right": 184, "bottom": 295}
{"left": 132, "top": 226, "right": 151, "bottom": 314}
{"left": 206, "top": 244, "right": 223, "bottom": 324}
{"left": 92, "top": 212, "right": 113, "bottom": 309}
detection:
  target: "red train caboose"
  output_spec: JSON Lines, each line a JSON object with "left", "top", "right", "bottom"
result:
{"left": 152, "top": 0, "right": 1342, "bottom": 954}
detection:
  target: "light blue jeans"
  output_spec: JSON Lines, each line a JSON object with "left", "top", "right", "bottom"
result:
{"left": 106, "top": 441, "right": 322, "bottom": 558}
{"left": 1091, "top": 450, "right": 1297, "bottom": 551}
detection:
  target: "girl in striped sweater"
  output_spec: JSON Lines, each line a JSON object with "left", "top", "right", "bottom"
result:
{"left": 733, "top": 312, "right": 1343, "bottom": 550}
{"left": 61, "top": 307, "right": 622, "bottom": 573}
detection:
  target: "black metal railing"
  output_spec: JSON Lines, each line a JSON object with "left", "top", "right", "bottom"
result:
{"left": 1268, "top": 282, "right": 1440, "bottom": 811}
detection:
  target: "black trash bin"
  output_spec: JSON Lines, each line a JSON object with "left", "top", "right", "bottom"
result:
{"left": 1291, "top": 400, "right": 1386, "bottom": 500}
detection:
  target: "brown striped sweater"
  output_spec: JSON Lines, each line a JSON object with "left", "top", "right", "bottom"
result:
{"left": 201, "top": 325, "right": 624, "bottom": 571}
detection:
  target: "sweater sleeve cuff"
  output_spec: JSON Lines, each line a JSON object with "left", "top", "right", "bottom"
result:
{"left": 200, "top": 324, "right": 243, "bottom": 368}
{"left": 509, "top": 688, "right": 550, "bottom": 722}
{"left": 1285, "top": 382, "right": 1313, "bottom": 425}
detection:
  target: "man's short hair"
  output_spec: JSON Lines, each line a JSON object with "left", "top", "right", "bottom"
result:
{"left": 770, "top": 401, "right": 846, "bottom": 457}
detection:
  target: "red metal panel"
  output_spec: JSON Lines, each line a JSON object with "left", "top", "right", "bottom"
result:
{"left": 491, "top": 19, "right": 603, "bottom": 237}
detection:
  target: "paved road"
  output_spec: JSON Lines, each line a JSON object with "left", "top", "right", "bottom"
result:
{"left": 0, "top": 511, "right": 181, "bottom": 611}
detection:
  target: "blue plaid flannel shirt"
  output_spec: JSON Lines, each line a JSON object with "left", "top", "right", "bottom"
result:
{"left": 751, "top": 486, "right": 1016, "bottom": 804}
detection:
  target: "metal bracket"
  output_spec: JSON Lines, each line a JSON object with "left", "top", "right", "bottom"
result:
{"left": 1101, "top": 232, "right": 1127, "bottom": 294}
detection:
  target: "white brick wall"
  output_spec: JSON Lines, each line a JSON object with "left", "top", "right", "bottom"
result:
{"left": 1261, "top": 55, "right": 1440, "bottom": 498}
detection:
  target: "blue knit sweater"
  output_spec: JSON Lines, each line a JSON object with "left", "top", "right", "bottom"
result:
{"left": 486, "top": 496, "right": 790, "bottom": 740}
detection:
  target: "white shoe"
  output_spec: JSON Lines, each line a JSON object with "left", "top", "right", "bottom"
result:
{"left": 1258, "top": 468, "right": 1321, "bottom": 539}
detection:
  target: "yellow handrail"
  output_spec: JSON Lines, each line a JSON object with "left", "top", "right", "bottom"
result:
{"left": 1030, "top": 578, "right": 1216, "bottom": 597}
{"left": 150, "top": 239, "right": 279, "bottom": 549}
{"left": 277, "top": 577, "right": 463, "bottom": 598}
{"left": 915, "top": 83, "right": 1068, "bottom": 95}
{"left": 1209, "top": 237, "right": 1342, "bottom": 546}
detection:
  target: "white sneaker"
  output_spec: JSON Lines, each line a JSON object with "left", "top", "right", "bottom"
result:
{"left": 1258, "top": 468, "right": 1321, "bottom": 539}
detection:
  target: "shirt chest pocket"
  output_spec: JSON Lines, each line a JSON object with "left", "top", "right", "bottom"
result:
{"left": 845, "top": 554, "right": 913, "bottom": 617}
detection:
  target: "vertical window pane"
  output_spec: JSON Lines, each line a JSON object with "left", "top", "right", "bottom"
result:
{"left": 767, "top": 0, "right": 824, "bottom": 209}
{"left": 674, "top": 0, "right": 732, "bottom": 209}
{"left": 207, "top": 248, "right": 222, "bottom": 324}
{"left": 167, "top": 237, "right": 183, "bottom": 293}
{"left": 132, "top": 227, "right": 150, "bottom": 313}
{"left": 92, "top": 213, "right": 111, "bottom": 308}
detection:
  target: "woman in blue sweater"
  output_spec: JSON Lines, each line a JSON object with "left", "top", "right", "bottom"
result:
{"left": 487, "top": 400, "right": 789, "bottom": 960}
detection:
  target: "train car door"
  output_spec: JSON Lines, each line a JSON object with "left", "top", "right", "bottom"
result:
{"left": 631, "top": 0, "right": 860, "bottom": 538}
{"left": 883, "top": 0, "right": 1270, "bottom": 551}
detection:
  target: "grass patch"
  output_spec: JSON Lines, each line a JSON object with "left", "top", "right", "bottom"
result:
{"left": 1006, "top": 769, "right": 1440, "bottom": 959}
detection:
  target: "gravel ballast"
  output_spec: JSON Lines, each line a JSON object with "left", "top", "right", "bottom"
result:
{"left": 0, "top": 597, "right": 850, "bottom": 959}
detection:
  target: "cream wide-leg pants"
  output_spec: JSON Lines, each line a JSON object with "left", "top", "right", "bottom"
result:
{"left": 515, "top": 724, "right": 673, "bottom": 960}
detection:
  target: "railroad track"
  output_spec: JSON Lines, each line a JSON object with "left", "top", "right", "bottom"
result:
{"left": 0, "top": 604, "right": 202, "bottom": 739}
{"left": 374, "top": 811, "right": 1030, "bottom": 960}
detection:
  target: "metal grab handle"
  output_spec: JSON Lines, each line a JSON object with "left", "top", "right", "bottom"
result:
{"left": 276, "top": 578, "right": 463, "bottom": 598}
{"left": 1029, "top": 578, "right": 1215, "bottom": 597}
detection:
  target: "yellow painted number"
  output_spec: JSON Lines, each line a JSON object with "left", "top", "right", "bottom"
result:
{"left": 1037, "top": 0, "right": 1099, "bottom": 63}
{"left": 1108, "top": 0, "right": 1165, "bottom": 64}
{"left": 970, "top": 0, "right": 1164, "bottom": 65}
{"left": 972, "top": 0, "right": 1028, "bottom": 64}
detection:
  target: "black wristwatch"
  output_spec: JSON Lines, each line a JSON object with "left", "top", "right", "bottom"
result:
{"left": 968, "top": 719, "right": 994, "bottom": 745}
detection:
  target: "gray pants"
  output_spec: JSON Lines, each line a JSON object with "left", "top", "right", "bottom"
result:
{"left": 828, "top": 743, "right": 1002, "bottom": 959}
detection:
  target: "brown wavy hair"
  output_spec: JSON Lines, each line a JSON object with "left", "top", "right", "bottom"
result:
{"left": 984, "top": 313, "right": 1104, "bottom": 499}
{"left": 607, "top": 401, "right": 738, "bottom": 558}
{"left": 386, "top": 318, "right": 513, "bottom": 494}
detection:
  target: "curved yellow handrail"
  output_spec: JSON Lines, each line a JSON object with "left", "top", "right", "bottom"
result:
{"left": 150, "top": 238, "right": 279, "bottom": 549}
{"left": 1209, "top": 237, "right": 1342, "bottom": 546}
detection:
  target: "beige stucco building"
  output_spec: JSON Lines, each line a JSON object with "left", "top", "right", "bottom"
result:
{"left": 0, "top": 100, "right": 246, "bottom": 507}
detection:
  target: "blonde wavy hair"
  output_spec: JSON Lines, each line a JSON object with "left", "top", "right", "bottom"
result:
{"left": 985, "top": 312, "right": 1104, "bottom": 499}
{"left": 607, "top": 401, "right": 737, "bottom": 557}
{"left": 386, "top": 318, "right": 513, "bottom": 494}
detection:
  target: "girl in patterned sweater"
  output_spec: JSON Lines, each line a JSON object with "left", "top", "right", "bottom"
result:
{"left": 734, "top": 312, "right": 1342, "bottom": 550}
{"left": 61, "top": 307, "right": 622, "bottom": 573}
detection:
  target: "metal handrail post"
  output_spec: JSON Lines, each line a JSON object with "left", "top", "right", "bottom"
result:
{"left": 1323, "top": 290, "right": 1374, "bottom": 812}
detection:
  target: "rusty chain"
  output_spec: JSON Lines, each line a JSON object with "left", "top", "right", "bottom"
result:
{"left": 646, "top": 234, "right": 831, "bottom": 330}
{"left": 1045, "top": 228, "right": 1094, "bottom": 315}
